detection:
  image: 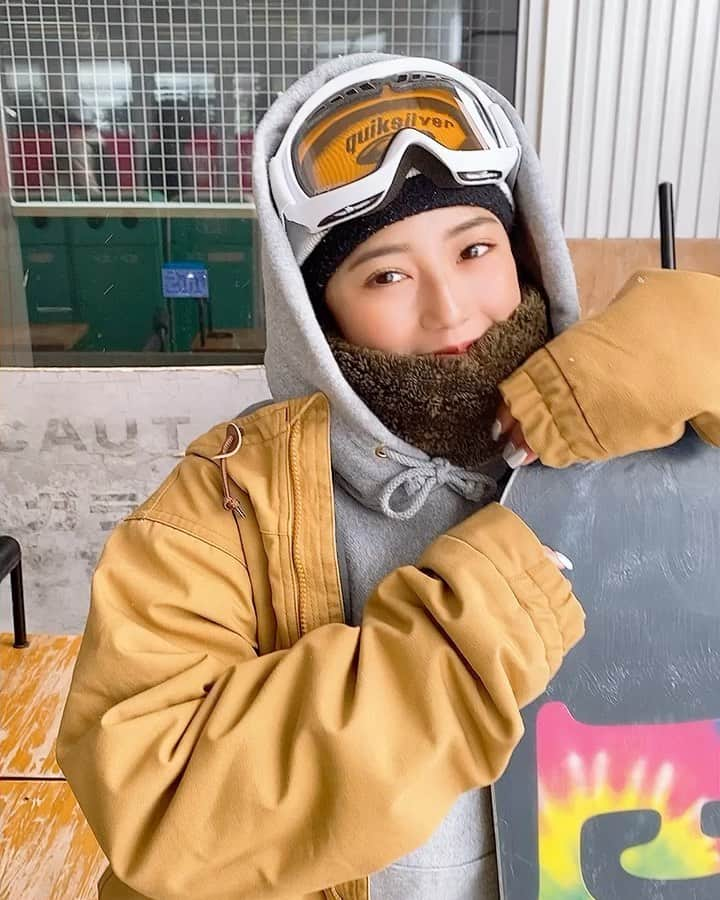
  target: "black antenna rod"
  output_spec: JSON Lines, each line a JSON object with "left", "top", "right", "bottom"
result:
{"left": 658, "top": 182, "right": 676, "bottom": 270}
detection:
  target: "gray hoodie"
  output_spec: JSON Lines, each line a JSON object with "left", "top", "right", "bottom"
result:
{"left": 253, "top": 52, "right": 579, "bottom": 900}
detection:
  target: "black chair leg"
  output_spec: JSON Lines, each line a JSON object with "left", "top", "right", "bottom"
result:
{"left": 0, "top": 536, "right": 29, "bottom": 649}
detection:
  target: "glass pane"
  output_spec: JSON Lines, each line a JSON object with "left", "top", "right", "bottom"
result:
{"left": 0, "top": 212, "right": 264, "bottom": 365}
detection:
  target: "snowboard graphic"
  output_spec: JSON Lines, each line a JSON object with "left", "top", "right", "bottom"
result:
{"left": 493, "top": 428, "right": 720, "bottom": 899}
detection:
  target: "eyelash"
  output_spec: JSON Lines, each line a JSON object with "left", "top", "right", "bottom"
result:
{"left": 365, "top": 242, "right": 493, "bottom": 287}
{"left": 366, "top": 270, "right": 405, "bottom": 287}
{"left": 460, "top": 241, "right": 493, "bottom": 259}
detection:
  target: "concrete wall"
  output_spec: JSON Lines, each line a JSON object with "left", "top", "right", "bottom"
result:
{"left": 0, "top": 366, "right": 271, "bottom": 634}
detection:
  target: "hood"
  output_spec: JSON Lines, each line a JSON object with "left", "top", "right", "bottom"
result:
{"left": 252, "top": 52, "right": 580, "bottom": 518}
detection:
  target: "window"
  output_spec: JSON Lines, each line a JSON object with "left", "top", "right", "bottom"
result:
{"left": 0, "top": 0, "right": 518, "bottom": 366}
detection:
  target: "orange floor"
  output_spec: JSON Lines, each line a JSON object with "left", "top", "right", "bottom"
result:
{"left": 1, "top": 633, "right": 108, "bottom": 899}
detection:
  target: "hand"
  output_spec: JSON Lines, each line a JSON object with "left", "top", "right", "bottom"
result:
{"left": 492, "top": 400, "right": 538, "bottom": 468}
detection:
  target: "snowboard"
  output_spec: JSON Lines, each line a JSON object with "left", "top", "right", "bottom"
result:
{"left": 493, "top": 427, "right": 720, "bottom": 899}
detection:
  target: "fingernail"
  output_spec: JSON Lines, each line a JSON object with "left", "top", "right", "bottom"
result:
{"left": 503, "top": 441, "right": 528, "bottom": 469}
{"left": 491, "top": 419, "right": 502, "bottom": 442}
{"left": 554, "top": 551, "right": 574, "bottom": 571}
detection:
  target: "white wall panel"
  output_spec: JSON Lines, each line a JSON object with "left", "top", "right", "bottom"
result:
{"left": 537, "top": 0, "right": 576, "bottom": 219}
{"left": 584, "top": 0, "right": 624, "bottom": 237}
{"left": 517, "top": 0, "right": 720, "bottom": 238}
{"left": 562, "top": 0, "right": 601, "bottom": 236}
{"left": 697, "top": 24, "right": 720, "bottom": 236}
{"left": 653, "top": 0, "right": 698, "bottom": 237}
{"left": 676, "top": 0, "right": 720, "bottom": 236}
{"left": 606, "top": 0, "right": 648, "bottom": 237}
{"left": 518, "top": 0, "right": 548, "bottom": 149}
{"left": 514, "top": 0, "right": 530, "bottom": 123}
{"left": 627, "top": 0, "right": 674, "bottom": 237}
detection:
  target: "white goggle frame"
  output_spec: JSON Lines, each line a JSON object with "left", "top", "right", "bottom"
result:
{"left": 269, "top": 57, "right": 521, "bottom": 234}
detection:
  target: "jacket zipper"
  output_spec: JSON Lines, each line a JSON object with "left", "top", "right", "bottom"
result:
{"left": 290, "top": 413, "right": 351, "bottom": 900}
{"left": 289, "top": 421, "right": 309, "bottom": 637}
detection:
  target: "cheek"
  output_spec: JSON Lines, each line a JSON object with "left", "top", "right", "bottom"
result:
{"left": 326, "top": 289, "right": 416, "bottom": 352}
{"left": 469, "top": 252, "right": 521, "bottom": 320}
{"left": 499, "top": 267, "right": 522, "bottom": 318}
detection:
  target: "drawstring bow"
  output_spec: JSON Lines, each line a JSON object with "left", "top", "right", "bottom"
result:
{"left": 377, "top": 446, "right": 496, "bottom": 520}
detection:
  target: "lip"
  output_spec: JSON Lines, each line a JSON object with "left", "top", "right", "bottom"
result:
{"left": 433, "top": 339, "right": 477, "bottom": 356}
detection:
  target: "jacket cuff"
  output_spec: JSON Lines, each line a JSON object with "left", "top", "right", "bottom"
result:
{"left": 499, "top": 348, "right": 604, "bottom": 467}
{"left": 444, "top": 503, "right": 585, "bottom": 675}
{"left": 510, "top": 557, "right": 585, "bottom": 677}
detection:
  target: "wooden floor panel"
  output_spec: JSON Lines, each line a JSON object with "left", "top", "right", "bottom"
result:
{"left": 0, "top": 633, "right": 82, "bottom": 779}
{"left": 0, "top": 780, "right": 107, "bottom": 899}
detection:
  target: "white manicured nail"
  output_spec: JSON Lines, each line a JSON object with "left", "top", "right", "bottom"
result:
{"left": 491, "top": 419, "right": 502, "bottom": 442}
{"left": 554, "top": 551, "right": 574, "bottom": 571}
{"left": 503, "top": 442, "right": 528, "bottom": 469}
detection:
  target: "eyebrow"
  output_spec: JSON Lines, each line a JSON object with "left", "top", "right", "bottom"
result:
{"left": 346, "top": 214, "right": 499, "bottom": 272}
{"left": 446, "top": 214, "right": 499, "bottom": 237}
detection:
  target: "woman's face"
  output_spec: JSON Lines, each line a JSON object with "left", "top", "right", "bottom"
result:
{"left": 324, "top": 205, "right": 521, "bottom": 356}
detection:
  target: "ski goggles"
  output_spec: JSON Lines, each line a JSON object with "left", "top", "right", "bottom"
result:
{"left": 269, "top": 57, "right": 521, "bottom": 234}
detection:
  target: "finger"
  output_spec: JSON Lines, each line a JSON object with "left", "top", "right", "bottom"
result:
{"left": 502, "top": 422, "right": 538, "bottom": 468}
{"left": 543, "top": 546, "right": 574, "bottom": 571}
{"left": 543, "top": 546, "right": 563, "bottom": 568}
{"left": 509, "top": 422, "right": 538, "bottom": 464}
{"left": 492, "top": 401, "right": 515, "bottom": 442}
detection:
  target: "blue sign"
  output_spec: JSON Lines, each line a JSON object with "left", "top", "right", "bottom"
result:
{"left": 162, "top": 262, "right": 209, "bottom": 299}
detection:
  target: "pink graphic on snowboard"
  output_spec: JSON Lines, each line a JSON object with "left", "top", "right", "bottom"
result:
{"left": 536, "top": 701, "right": 720, "bottom": 898}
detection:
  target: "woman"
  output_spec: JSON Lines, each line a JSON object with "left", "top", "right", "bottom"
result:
{"left": 57, "top": 53, "right": 719, "bottom": 900}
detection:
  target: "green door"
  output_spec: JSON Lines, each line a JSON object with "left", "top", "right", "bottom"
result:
{"left": 17, "top": 217, "right": 74, "bottom": 324}
{"left": 68, "top": 216, "right": 165, "bottom": 351}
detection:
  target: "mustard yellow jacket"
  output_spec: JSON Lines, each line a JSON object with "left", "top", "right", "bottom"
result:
{"left": 56, "top": 270, "right": 720, "bottom": 900}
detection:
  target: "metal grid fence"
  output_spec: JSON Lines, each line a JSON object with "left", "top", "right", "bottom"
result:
{"left": 0, "top": 0, "right": 516, "bottom": 213}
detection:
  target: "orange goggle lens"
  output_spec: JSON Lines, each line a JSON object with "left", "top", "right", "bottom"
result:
{"left": 294, "top": 80, "right": 490, "bottom": 196}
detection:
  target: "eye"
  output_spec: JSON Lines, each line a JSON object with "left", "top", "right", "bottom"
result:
{"left": 367, "top": 270, "right": 406, "bottom": 287}
{"left": 460, "top": 242, "right": 491, "bottom": 260}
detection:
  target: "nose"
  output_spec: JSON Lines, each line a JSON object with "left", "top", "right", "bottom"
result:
{"left": 419, "top": 275, "right": 470, "bottom": 331}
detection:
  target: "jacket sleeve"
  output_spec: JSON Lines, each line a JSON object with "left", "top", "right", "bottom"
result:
{"left": 56, "top": 499, "right": 583, "bottom": 900}
{"left": 499, "top": 268, "right": 720, "bottom": 466}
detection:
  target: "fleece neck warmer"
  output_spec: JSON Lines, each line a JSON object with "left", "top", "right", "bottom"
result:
{"left": 326, "top": 283, "right": 549, "bottom": 471}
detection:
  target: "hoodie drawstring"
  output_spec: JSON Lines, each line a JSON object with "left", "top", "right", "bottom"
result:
{"left": 377, "top": 447, "right": 496, "bottom": 521}
{"left": 211, "top": 422, "right": 246, "bottom": 518}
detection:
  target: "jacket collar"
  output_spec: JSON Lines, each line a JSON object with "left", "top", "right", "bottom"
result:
{"left": 190, "top": 391, "right": 501, "bottom": 526}
{"left": 187, "top": 393, "right": 345, "bottom": 638}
